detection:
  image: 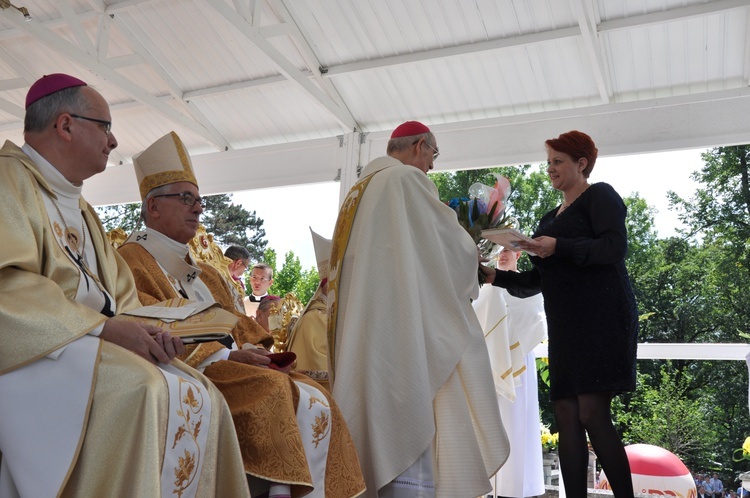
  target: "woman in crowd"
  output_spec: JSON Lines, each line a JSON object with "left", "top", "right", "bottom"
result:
{"left": 480, "top": 130, "right": 638, "bottom": 498}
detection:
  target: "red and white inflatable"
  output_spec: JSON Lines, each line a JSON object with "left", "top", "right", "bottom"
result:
{"left": 599, "top": 444, "right": 696, "bottom": 498}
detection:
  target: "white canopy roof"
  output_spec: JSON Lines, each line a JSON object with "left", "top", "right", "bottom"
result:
{"left": 0, "top": 0, "right": 748, "bottom": 204}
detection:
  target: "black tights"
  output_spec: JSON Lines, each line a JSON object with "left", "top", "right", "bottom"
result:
{"left": 553, "top": 393, "right": 633, "bottom": 498}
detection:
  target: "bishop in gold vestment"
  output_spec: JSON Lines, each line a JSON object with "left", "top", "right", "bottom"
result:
{"left": 0, "top": 74, "right": 248, "bottom": 498}
{"left": 119, "top": 131, "right": 365, "bottom": 498}
{"left": 288, "top": 229, "right": 332, "bottom": 376}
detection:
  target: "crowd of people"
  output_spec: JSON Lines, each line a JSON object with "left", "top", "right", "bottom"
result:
{"left": 0, "top": 72, "right": 649, "bottom": 498}
{"left": 695, "top": 473, "right": 725, "bottom": 497}
{"left": 693, "top": 472, "right": 750, "bottom": 498}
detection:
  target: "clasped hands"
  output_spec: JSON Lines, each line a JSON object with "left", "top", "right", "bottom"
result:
{"left": 101, "top": 318, "right": 184, "bottom": 365}
{"left": 101, "top": 320, "right": 292, "bottom": 373}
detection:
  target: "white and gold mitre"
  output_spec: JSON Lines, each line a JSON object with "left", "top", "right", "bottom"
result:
{"left": 133, "top": 131, "right": 198, "bottom": 200}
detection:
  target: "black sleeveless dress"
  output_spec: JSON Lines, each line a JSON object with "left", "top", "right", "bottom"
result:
{"left": 492, "top": 182, "right": 638, "bottom": 400}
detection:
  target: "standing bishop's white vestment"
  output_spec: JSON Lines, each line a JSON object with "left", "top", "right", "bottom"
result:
{"left": 328, "top": 156, "right": 509, "bottom": 498}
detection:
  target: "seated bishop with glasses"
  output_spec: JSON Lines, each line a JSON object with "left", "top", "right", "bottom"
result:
{"left": 117, "top": 131, "right": 365, "bottom": 498}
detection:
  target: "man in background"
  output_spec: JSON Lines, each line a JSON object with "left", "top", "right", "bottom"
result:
{"left": 710, "top": 473, "right": 724, "bottom": 498}
{"left": 225, "top": 245, "right": 250, "bottom": 293}
{"left": 328, "top": 120, "right": 508, "bottom": 497}
{"left": 473, "top": 246, "right": 547, "bottom": 498}
{"left": 0, "top": 74, "right": 248, "bottom": 497}
{"left": 244, "top": 262, "right": 275, "bottom": 316}
{"left": 224, "top": 244, "right": 250, "bottom": 313}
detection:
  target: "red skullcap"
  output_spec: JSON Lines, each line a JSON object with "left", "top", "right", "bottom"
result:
{"left": 26, "top": 73, "right": 87, "bottom": 109}
{"left": 390, "top": 121, "right": 431, "bottom": 139}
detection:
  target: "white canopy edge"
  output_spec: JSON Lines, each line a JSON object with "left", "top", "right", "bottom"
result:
{"left": 82, "top": 88, "right": 750, "bottom": 207}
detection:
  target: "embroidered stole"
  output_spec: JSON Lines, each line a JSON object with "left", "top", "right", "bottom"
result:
{"left": 41, "top": 194, "right": 115, "bottom": 317}
{"left": 326, "top": 171, "right": 378, "bottom": 385}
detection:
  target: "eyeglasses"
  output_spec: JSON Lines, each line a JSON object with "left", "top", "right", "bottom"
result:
{"left": 153, "top": 192, "right": 205, "bottom": 208}
{"left": 250, "top": 275, "right": 270, "bottom": 282}
{"left": 414, "top": 139, "right": 440, "bottom": 160}
{"left": 70, "top": 114, "right": 112, "bottom": 136}
{"left": 424, "top": 141, "right": 440, "bottom": 160}
{"left": 237, "top": 260, "right": 249, "bottom": 272}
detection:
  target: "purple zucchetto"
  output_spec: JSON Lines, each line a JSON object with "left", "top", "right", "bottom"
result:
{"left": 25, "top": 73, "right": 87, "bottom": 109}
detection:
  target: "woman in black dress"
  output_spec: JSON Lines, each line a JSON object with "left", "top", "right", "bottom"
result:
{"left": 480, "top": 130, "right": 637, "bottom": 498}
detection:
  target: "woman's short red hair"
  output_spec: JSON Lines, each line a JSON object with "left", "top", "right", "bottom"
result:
{"left": 545, "top": 130, "right": 598, "bottom": 178}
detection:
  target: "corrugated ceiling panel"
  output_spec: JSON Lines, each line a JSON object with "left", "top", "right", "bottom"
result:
{"left": 0, "top": 0, "right": 747, "bottom": 168}
{"left": 603, "top": 6, "right": 745, "bottom": 103}
{"left": 191, "top": 80, "right": 343, "bottom": 147}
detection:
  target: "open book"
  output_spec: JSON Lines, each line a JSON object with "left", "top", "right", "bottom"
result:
{"left": 481, "top": 227, "right": 535, "bottom": 252}
{"left": 115, "top": 298, "right": 238, "bottom": 344}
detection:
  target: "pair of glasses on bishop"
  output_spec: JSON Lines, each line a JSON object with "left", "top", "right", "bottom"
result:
{"left": 153, "top": 192, "right": 206, "bottom": 208}
{"left": 413, "top": 139, "right": 440, "bottom": 160}
{"left": 70, "top": 114, "right": 112, "bottom": 136}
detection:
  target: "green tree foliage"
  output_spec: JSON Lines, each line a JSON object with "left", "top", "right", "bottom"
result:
{"left": 670, "top": 145, "right": 750, "bottom": 241}
{"left": 271, "top": 251, "right": 302, "bottom": 297}
{"left": 263, "top": 248, "right": 319, "bottom": 304}
{"left": 623, "top": 195, "right": 658, "bottom": 275}
{"left": 201, "top": 194, "right": 267, "bottom": 262}
{"left": 614, "top": 366, "right": 715, "bottom": 470}
{"left": 96, "top": 202, "right": 142, "bottom": 233}
{"left": 294, "top": 268, "right": 321, "bottom": 305}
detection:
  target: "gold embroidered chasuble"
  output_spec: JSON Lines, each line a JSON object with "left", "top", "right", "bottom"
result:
{"left": 119, "top": 239, "right": 366, "bottom": 498}
{"left": 0, "top": 141, "right": 249, "bottom": 497}
{"left": 327, "top": 156, "right": 510, "bottom": 498}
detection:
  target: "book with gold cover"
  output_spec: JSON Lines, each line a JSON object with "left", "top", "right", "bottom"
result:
{"left": 115, "top": 298, "right": 238, "bottom": 344}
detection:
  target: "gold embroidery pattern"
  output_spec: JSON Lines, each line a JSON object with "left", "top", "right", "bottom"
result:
{"left": 53, "top": 221, "right": 63, "bottom": 238}
{"left": 311, "top": 412, "right": 330, "bottom": 448}
{"left": 309, "top": 395, "right": 331, "bottom": 447}
{"left": 105, "top": 227, "right": 128, "bottom": 249}
{"left": 172, "top": 378, "right": 205, "bottom": 497}
{"left": 308, "top": 395, "right": 329, "bottom": 409}
{"left": 139, "top": 170, "right": 197, "bottom": 199}
{"left": 327, "top": 172, "right": 378, "bottom": 382}
{"left": 188, "top": 226, "right": 243, "bottom": 297}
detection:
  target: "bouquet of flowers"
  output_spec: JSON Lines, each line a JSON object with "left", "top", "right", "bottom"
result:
{"left": 447, "top": 174, "right": 516, "bottom": 257}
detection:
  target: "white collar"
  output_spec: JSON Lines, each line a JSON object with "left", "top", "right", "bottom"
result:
{"left": 22, "top": 143, "right": 81, "bottom": 204}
